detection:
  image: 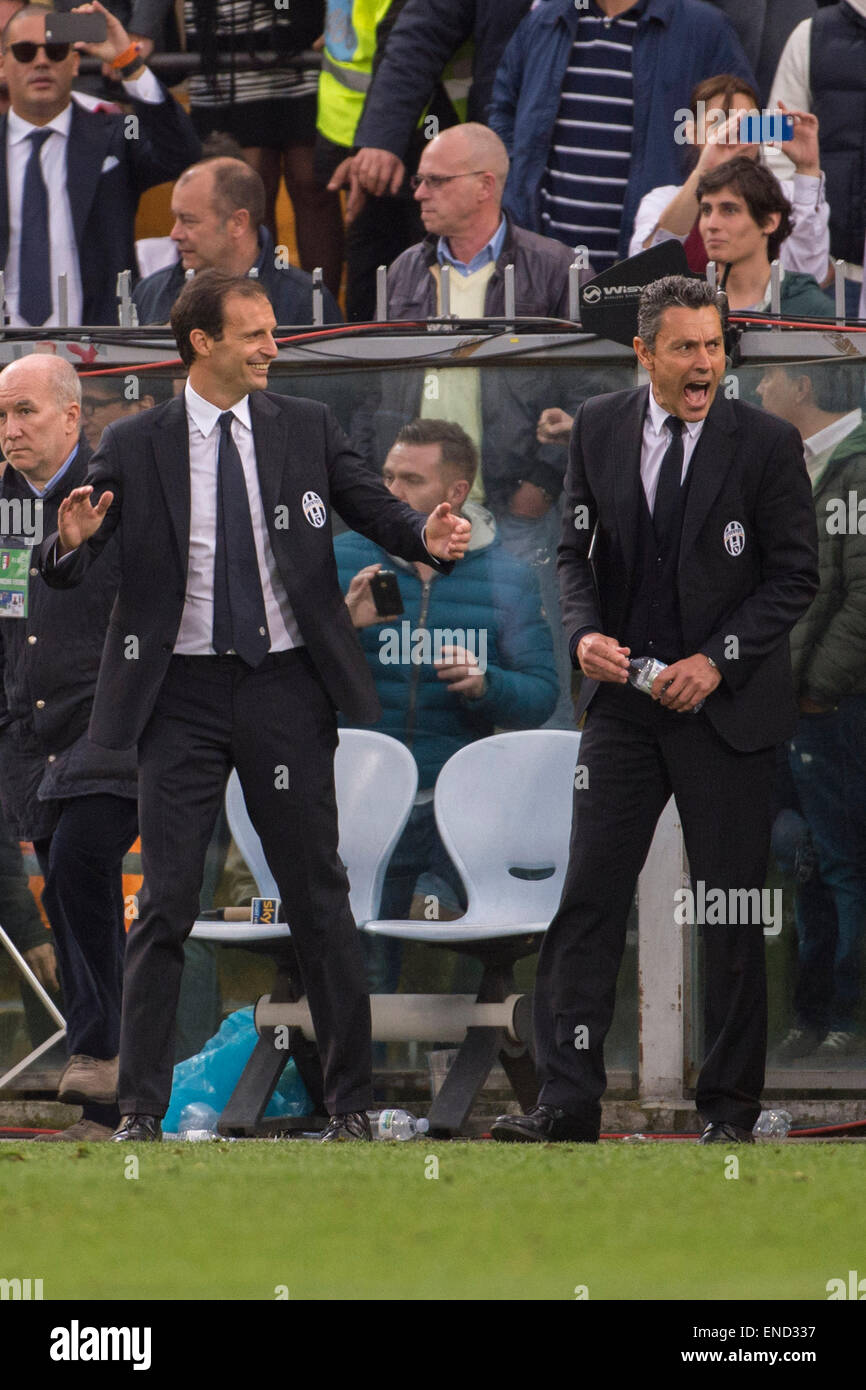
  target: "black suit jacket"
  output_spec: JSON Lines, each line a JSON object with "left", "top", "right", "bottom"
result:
{"left": 559, "top": 386, "right": 820, "bottom": 752}
{"left": 0, "top": 87, "right": 201, "bottom": 325}
{"left": 39, "top": 391, "right": 449, "bottom": 749}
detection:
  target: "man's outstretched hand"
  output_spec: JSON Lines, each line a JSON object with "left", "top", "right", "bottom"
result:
{"left": 424, "top": 502, "right": 471, "bottom": 561}
{"left": 56, "top": 486, "right": 113, "bottom": 556}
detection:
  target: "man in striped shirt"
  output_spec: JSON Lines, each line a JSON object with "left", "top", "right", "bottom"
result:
{"left": 540, "top": 0, "right": 644, "bottom": 274}
{"left": 490, "top": 0, "right": 754, "bottom": 271}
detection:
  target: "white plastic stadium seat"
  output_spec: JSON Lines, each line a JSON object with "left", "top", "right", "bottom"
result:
{"left": 363, "top": 729, "right": 581, "bottom": 947}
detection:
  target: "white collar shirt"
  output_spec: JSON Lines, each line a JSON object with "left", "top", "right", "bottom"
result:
{"left": 640, "top": 387, "right": 707, "bottom": 513}
{"left": 174, "top": 380, "right": 302, "bottom": 654}
{"left": 4, "top": 103, "right": 82, "bottom": 327}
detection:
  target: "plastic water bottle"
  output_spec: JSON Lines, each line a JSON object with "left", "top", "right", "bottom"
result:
{"left": 368, "top": 1109, "right": 430, "bottom": 1141}
{"left": 177, "top": 1102, "right": 220, "bottom": 1141}
{"left": 628, "top": 656, "right": 705, "bottom": 709}
{"left": 628, "top": 656, "right": 704, "bottom": 712}
{"left": 752, "top": 1109, "right": 793, "bottom": 1140}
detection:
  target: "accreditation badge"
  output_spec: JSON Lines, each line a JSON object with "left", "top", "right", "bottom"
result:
{"left": 0, "top": 546, "right": 30, "bottom": 618}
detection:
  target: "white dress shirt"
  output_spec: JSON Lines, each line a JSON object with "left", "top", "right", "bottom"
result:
{"left": 640, "top": 388, "right": 706, "bottom": 514}
{"left": 174, "top": 381, "right": 302, "bottom": 654}
{"left": 4, "top": 69, "right": 164, "bottom": 327}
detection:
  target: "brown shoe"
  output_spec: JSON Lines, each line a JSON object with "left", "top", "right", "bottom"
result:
{"left": 57, "top": 1054, "right": 119, "bottom": 1106}
{"left": 33, "top": 1118, "right": 115, "bottom": 1142}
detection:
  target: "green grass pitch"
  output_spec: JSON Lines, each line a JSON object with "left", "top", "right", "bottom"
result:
{"left": 0, "top": 1141, "right": 860, "bottom": 1301}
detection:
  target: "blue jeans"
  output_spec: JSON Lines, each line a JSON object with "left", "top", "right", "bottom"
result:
{"left": 494, "top": 502, "right": 575, "bottom": 729}
{"left": 787, "top": 697, "right": 866, "bottom": 1031}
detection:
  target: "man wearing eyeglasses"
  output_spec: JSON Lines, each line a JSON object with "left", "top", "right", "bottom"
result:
{"left": 381, "top": 121, "right": 591, "bottom": 728}
{"left": 0, "top": 1, "right": 199, "bottom": 327}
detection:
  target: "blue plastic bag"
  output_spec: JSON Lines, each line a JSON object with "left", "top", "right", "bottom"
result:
{"left": 164, "top": 1006, "right": 311, "bottom": 1132}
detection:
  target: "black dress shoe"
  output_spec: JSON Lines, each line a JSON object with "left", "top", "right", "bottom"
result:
{"left": 111, "top": 1114, "right": 162, "bottom": 1142}
{"left": 318, "top": 1111, "right": 372, "bottom": 1143}
{"left": 491, "top": 1104, "right": 598, "bottom": 1144}
{"left": 698, "top": 1121, "right": 755, "bottom": 1145}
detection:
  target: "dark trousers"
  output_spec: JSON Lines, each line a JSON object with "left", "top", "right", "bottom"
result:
{"left": 118, "top": 651, "right": 372, "bottom": 1118}
{"left": 34, "top": 793, "right": 138, "bottom": 1060}
{"left": 534, "top": 690, "right": 775, "bottom": 1134}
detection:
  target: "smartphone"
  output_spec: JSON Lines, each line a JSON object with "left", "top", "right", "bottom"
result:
{"left": 370, "top": 569, "right": 404, "bottom": 617}
{"left": 45, "top": 13, "right": 108, "bottom": 44}
{"left": 738, "top": 113, "right": 794, "bottom": 143}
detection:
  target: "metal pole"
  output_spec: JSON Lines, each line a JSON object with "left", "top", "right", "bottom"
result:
{"left": 503, "top": 262, "right": 515, "bottom": 322}
{"left": 312, "top": 268, "right": 324, "bottom": 326}
{"left": 834, "top": 259, "right": 847, "bottom": 325}
{"left": 769, "top": 259, "right": 782, "bottom": 319}
{"left": 116, "top": 269, "right": 133, "bottom": 327}
{"left": 705, "top": 260, "right": 717, "bottom": 292}
{"left": 568, "top": 259, "right": 582, "bottom": 322}
{"left": 439, "top": 262, "right": 451, "bottom": 317}
{"left": 0, "top": 271, "right": 6, "bottom": 336}
{"left": 375, "top": 265, "right": 388, "bottom": 322}
{"left": 56, "top": 273, "right": 68, "bottom": 328}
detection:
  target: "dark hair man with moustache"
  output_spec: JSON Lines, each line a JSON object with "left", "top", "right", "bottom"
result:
{"left": 492, "top": 275, "right": 819, "bottom": 1146}
{"left": 39, "top": 269, "right": 471, "bottom": 1145}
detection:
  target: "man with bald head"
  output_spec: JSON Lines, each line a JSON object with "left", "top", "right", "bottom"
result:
{"left": 387, "top": 123, "right": 572, "bottom": 321}
{"left": 382, "top": 121, "right": 583, "bottom": 725}
{"left": 133, "top": 156, "right": 342, "bottom": 325}
{"left": 0, "top": 353, "right": 137, "bottom": 1140}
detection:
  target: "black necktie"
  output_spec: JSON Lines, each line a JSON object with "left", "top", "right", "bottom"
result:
{"left": 212, "top": 411, "right": 270, "bottom": 667}
{"left": 652, "top": 414, "right": 686, "bottom": 550}
{"left": 19, "top": 129, "right": 53, "bottom": 326}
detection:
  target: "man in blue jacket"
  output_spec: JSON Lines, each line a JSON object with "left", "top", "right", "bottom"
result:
{"left": 336, "top": 418, "right": 558, "bottom": 989}
{"left": 489, "top": 0, "right": 755, "bottom": 273}
{"left": 133, "top": 157, "right": 342, "bottom": 325}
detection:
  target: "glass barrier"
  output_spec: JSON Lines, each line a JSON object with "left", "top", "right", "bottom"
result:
{"left": 0, "top": 331, "right": 863, "bottom": 1108}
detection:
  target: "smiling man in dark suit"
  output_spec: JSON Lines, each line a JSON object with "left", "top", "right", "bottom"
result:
{"left": 492, "top": 274, "right": 819, "bottom": 1146}
{"left": 0, "top": 1, "right": 199, "bottom": 326}
{"left": 40, "top": 268, "right": 470, "bottom": 1143}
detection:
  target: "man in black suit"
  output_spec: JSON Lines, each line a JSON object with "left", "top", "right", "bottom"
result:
{"left": 40, "top": 268, "right": 471, "bottom": 1143}
{"left": 0, "top": 1, "right": 200, "bottom": 326}
{"left": 0, "top": 354, "right": 138, "bottom": 1141}
{"left": 492, "top": 275, "right": 819, "bottom": 1146}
